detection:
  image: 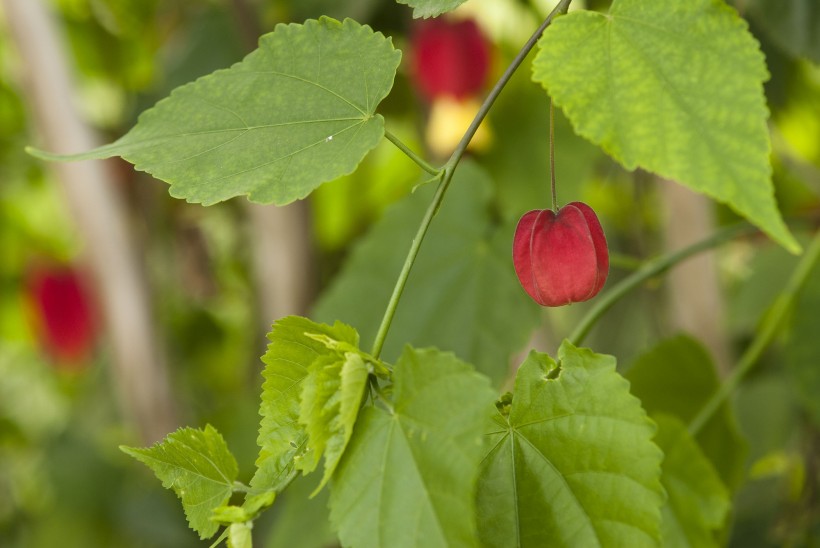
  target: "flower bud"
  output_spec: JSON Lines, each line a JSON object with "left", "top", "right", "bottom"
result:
{"left": 513, "top": 202, "right": 609, "bottom": 307}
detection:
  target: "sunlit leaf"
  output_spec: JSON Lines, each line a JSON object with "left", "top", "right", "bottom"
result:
{"left": 29, "top": 17, "right": 401, "bottom": 206}
{"left": 625, "top": 335, "right": 747, "bottom": 491}
{"left": 476, "top": 342, "right": 665, "bottom": 547}
{"left": 120, "top": 425, "right": 238, "bottom": 539}
{"left": 532, "top": 0, "right": 799, "bottom": 253}
{"left": 329, "top": 347, "right": 496, "bottom": 547}
{"left": 251, "top": 316, "right": 359, "bottom": 493}
{"left": 396, "top": 0, "right": 468, "bottom": 19}
{"left": 654, "top": 414, "right": 730, "bottom": 548}
{"left": 313, "top": 161, "right": 541, "bottom": 383}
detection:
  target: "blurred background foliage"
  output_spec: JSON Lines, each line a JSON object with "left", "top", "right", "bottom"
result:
{"left": 0, "top": 0, "right": 819, "bottom": 546}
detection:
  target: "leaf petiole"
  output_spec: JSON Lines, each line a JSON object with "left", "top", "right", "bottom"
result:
{"left": 384, "top": 129, "right": 441, "bottom": 176}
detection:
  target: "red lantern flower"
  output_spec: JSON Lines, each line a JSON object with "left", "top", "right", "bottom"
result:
{"left": 410, "top": 18, "right": 490, "bottom": 101}
{"left": 25, "top": 263, "right": 97, "bottom": 367}
{"left": 513, "top": 202, "right": 609, "bottom": 307}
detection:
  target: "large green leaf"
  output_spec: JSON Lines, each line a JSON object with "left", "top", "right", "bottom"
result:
{"left": 745, "top": 0, "right": 820, "bottom": 63}
{"left": 120, "top": 425, "right": 238, "bottom": 539}
{"left": 313, "top": 161, "right": 541, "bottom": 383}
{"left": 785, "top": 258, "right": 820, "bottom": 427}
{"left": 298, "top": 351, "right": 369, "bottom": 493}
{"left": 396, "top": 0, "right": 468, "bottom": 19}
{"left": 654, "top": 414, "right": 730, "bottom": 548}
{"left": 532, "top": 0, "right": 799, "bottom": 253}
{"left": 29, "top": 18, "right": 401, "bottom": 206}
{"left": 625, "top": 335, "right": 747, "bottom": 491}
{"left": 329, "top": 347, "right": 496, "bottom": 547}
{"left": 476, "top": 342, "right": 665, "bottom": 547}
{"left": 251, "top": 316, "right": 359, "bottom": 493}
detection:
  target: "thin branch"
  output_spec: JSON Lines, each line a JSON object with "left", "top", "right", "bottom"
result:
{"left": 689, "top": 229, "right": 820, "bottom": 436}
{"left": 385, "top": 129, "right": 441, "bottom": 176}
{"left": 567, "top": 223, "right": 759, "bottom": 348}
{"left": 370, "top": 0, "right": 573, "bottom": 358}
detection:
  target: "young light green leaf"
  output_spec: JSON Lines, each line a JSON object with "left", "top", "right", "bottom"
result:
{"left": 626, "top": 335, "right": 747, "bottom": 491}
{"left": 653, "top": 414, "right": 730, "bottom": 548}
{"left": 395, "top": 0, "right": 468, "bottom": 19}
{"left": 251, "top": 316, "right": 359, "bottom": 493}
{"left": 329, "top": 347, "right": 496, "bottom": 547}
{"left": 29, "top": 18, "right": 401, "bottom": 206}
{"left": 211, "top": 491, "right": 276, "bottom": 525}
{"left": 313, "top": 161, "right": 541, "bottom": 383}
{"left": 297, "top": 351, "right": 369, "bottom": 495}
{"left": 532, "top": 0, "right": 800, "bottom": 253}
{"left": 476, "top": 342, "right": 665, "bottom": 547}
{"left": 120, "top": 425, "right": 238, "bottom": 540}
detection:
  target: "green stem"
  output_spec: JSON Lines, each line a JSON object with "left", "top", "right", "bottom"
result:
{"left": 688, "top": 229, "right": 820, "bottom": 436}
{"left": 568, "top": 223, "right": 758, "bottom": 347}
{"left": 370, "top": 0, "right": 573, "bottom": 358}
{"left": 384, "top": 129, "right": 441, "bottom": 176}
{"left": 444, "top": 0, "right": 572, "bottom": 173}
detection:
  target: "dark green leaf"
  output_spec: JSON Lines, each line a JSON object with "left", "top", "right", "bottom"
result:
{"left": 329, "top": 347, "right": 496, "bottom": 547}
{"left": 532, "top": 0, "right": 799, "bottom": 253}
{"left": 313, "top": 161, "right": 541, "bottom": 383}
{"left": 120, "top": 425, "right": 238, "bottom": 539}
{"left": 746, "top": 0, "right": 820, "bottom": 62}
{"left": 476, "top": 342, "right": 665, "bottom": 547}
{"left": 251, "top": 316, "right": 359, "bottom": 493}
{"left": 785, "top": 259, "right": 820, "bottom": 425}
{"left": 654, "top": 414, "right": 730, "bottom": 548}
{"left": 625, "top": 335, "right": 747, "bottom": 491}
{"left": 29, "top": 18, "right": 401, "bottom": 206}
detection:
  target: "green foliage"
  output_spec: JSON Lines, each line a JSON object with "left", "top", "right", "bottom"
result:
{"left": 227, "top": 522, "right": 253, "bottom": 548}
{"left": 298, "top": 351, "right": 369, "bottom": 493}
{"left": 29, "top": 17, "right": 401, "bottom": 206}
{"left": 745, "top": 0, "right": 820, "bottom": 62}
{"left": 653, "top": 414, "right": 730, "bottom": 548}
{"left": 395, "top": 0, "right": 468, "bottom": 19}
{"left": 625, "top": 336, "right": 747, "bottom": 490}
{"left": 120, "top": 425, "right": 238, "bottom": 539}
{"left": 329, "top": 346, "right": 496, "bottom": 547}
{"left": 785, "top": 259, "right": 820, "bottom": 426}
{"left": 251, "top": 316, "right": 359, "bottom": 493}
{"left": 532, "top": 0, "right": 800, "bottom": 253}
{"left": 314, "top": 161, "right": 541, "bottom": 383}
{"left": 476, "top": 342, "right": 665, "bottom": 547}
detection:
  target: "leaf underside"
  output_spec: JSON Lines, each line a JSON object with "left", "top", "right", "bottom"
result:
{"left": 532, "top": 0, "right": 799, "bottom": 253}
{"left": 395, "top": 0, "right": 468, "bottom": 19}
{"left": 29, "top": 17, "right": 401, "bottom": 206}
{"left": 476, "top": 342, "right": 665, "bottom": 547}
{"left": 329, "top": 347, "right": 496, "bottom": 548}
{"left": 121, "top": 425, "right": 238, "bottom": 539}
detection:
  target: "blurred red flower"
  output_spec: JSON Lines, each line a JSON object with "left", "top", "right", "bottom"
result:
{"left": 410, "top": 18, "right": 491, "bottom": 101}
{"left": 25, "top": 263, "right": 97, "bottom": 367}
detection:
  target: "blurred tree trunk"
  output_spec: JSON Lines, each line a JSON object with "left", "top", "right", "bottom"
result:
{"left": 3, "top": 0, "right": 177, "bottom": 443}
{"left": 660, "top": 179, "right": 731, "bottom": 374}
